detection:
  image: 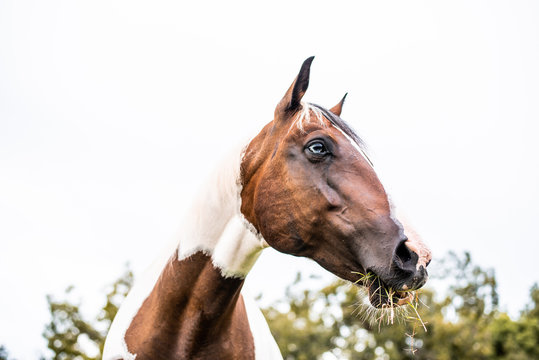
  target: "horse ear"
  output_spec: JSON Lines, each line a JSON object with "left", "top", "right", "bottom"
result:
{"left": 275, "top": 56, "right": 315, "bottom": 118}
{"left": 329, "top": 93, "right": 348, "bottom": 117}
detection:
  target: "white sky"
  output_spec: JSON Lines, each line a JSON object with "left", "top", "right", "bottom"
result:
{"left": 1, "top": 1, "right": 538, "bottom": 358}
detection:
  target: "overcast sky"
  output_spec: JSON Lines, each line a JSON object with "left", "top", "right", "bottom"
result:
{"left": 1, "top": 1, "right": 538, "bottom": 358}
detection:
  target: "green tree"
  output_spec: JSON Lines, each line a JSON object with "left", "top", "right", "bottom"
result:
{"left": 262, "top": 252, "right": 528, "bottom": 360}
{"left": 262, "top": 273, "right": 335, "bottom": 360}
{"left": 42, "top": 267, "right": 133, "bottom": 360}
{"left": 490, "top": 284, "right": 539, "bottom": 360}
{"left": 415, "top": 251, "right": 499, "bottom": 360}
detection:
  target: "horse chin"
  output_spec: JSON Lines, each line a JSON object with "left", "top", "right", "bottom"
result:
{"left": 364, "top": 276, "right": 414, "bottom": 309}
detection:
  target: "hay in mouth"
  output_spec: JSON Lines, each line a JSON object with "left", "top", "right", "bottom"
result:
{"left": 352, "top": 271, "right": 421, "bottom": 328}
{"left": 351, "top": 271, "right": 428, "bottom": 355}
{"left": 352, "top": 271, "right": 413, "bottom": 309}
{"left": 367, "top": 277, "right": 415, "bottom": 308}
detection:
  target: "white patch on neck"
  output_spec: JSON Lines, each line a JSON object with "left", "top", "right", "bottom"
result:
{"left": 176, "top": 142, "right": 268, "bottom": 278}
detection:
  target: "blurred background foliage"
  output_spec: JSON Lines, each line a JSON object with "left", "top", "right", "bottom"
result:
{"left": 41, "top": 268, "right": 133, "bottom": 360}
{"left": 263, "top": 252, "right": 538, "bottom": 360}
{"left": 2, "top": 252, "right": 537, "bottom": 359}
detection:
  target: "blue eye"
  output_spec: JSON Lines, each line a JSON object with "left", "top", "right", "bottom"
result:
{"left": 307, "top": 141, "right": 329, "bottom": 155}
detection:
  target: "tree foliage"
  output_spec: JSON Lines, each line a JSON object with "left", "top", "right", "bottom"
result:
{"left": 42, "top": 267, "right": 133, "bottom": 360}
{"left": 263, "top": 252, "right": 539, "bottom": 360}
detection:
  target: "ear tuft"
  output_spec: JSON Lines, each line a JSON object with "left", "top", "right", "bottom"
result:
{"left": 329, "top": 93, "right": 348, "bottom": 117}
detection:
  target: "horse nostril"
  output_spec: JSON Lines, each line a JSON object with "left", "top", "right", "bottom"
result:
{"left": 395, "top": 240, "right": 412, "bottom": 265}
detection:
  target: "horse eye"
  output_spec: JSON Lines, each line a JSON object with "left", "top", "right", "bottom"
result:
{"left": 307, "top": 141, "right": 329, "bottom": 155}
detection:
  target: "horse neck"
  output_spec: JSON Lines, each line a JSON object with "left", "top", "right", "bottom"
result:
{"left": 124, "top": 251, "right": 249, "bottom": 357}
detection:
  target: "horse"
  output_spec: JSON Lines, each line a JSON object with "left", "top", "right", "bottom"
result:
{"left": 103, "top": 57, "right": 432, "bottom": 360}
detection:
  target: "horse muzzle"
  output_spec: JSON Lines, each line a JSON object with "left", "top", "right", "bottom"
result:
{"left": 364, "top": 238, "right": 431, "bottom": 308}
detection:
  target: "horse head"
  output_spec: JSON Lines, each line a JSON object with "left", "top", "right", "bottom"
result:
{"left": 240, "top": 57, "right": 431, "bottom": 308}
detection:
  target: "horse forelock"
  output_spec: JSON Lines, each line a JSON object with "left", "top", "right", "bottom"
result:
{"left": 292, "top": 102, "right": 327, "bottom": 131}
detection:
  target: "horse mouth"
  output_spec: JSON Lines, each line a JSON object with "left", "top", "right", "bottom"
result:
{"left": 364, "top": 275, "right": 414, "bottom": 308}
